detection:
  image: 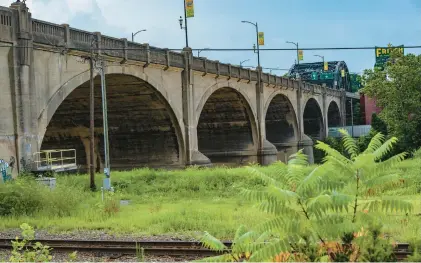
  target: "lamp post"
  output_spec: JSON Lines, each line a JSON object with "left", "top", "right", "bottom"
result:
{"left": 179, "top": 0, "right": 189, "bottom": 48}
{"left": 240, "top": 59, "right": 250, "bottom": 68}
{"left": 198, "top": 48, "right": 210, "bottom": 57}
{"left": 131, "top": 29, "right": 146, "bottom": 42}
{"left": 314, "top": 54, "right": 324, "bottom": 64}
{"left": 241, "top": 21, "right": 260, "bottom": 69}
{"left": 286, "top": 41, "right": 299, "bottom": 65}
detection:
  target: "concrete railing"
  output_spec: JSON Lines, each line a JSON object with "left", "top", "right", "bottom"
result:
{"left": 0, "top": 6, "right": 13, "bottom": 42}
{"left": 27, "top": 17, "right": 344, "bottom": 97}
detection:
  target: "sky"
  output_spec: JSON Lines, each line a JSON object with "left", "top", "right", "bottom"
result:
{"left": 2, "top": 0, "right": 421, "bottom": 74}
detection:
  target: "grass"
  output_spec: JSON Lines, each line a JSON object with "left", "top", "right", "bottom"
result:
{"left": 0, "top": 163, "right": 420, "bottom": 241}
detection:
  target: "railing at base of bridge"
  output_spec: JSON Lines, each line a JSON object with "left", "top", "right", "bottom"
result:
{"left": 32, "top": 149, "right": 77, "bottom": 172}
{"left": 328, "top": 125, "right": 371, "bottom": 138}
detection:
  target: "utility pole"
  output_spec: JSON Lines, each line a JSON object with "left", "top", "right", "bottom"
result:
{"left": 99, "top": 59, "right": 111, "bottom": 190}
{"left": 89, "top": 36, "right": 96, "bottom": 191}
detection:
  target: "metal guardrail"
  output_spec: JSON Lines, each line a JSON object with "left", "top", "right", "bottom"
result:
{"left": 32, "top": 149, "right": 77, "bottom": 172}
{"left": 328, "top": 125, "right": 371, "bottom": 138}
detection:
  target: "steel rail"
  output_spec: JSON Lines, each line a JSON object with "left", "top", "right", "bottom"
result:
{"left": 0, "top": 238, "right": 413, "bottom": 259}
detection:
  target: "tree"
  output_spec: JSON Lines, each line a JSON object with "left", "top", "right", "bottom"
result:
{"left": 362, "top": 49, "right": 421, "bottom": 151}
{"left": 220, "top": 130, "right": 411, "bottom": 262}
{"left": 371, "top": 113, "right": 388, "bottom": 135}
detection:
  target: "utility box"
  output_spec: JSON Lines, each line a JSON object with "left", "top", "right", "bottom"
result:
{"left": 36, "top": 177, "right": 56, "bottom": 190}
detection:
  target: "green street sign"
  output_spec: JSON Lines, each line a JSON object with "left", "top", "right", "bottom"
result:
{"left": 320, "top": 72, "right": 334, "bottom": 80}
{"left": 311, "top": 71, "right": 318, "bottom": 80}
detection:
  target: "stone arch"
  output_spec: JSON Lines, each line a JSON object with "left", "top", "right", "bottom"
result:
{"left": 196, "top": 86, "right": 258, "bottom": 165}
{"left": 303, "top": 97, "right": 324, "bottom": 139}
{"left": 38, "top": 65, "right": 183, "bottom": 143}
{"left": 40, "top": 70, "right": 185, "bottom": 170}
{"left": 195, "top": 83, "right": 257, "bottom": 126}
{"left": 327, "top": 100, "right": 341, "bottom": 127}
{"left": 264, "top": 92, "right": 299, "bottom": 144}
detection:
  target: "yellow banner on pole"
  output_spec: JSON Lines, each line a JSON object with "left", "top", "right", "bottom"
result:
{"left": 324, "top": 61, "right": 328, "bottom": 71}
{"left": 258, "top": 32, "right": 264, "bottom": 46}
{"left": 298, "top": 50, "right": 303, "bottom": 61}
{"left": 186, "top": 0, "right": 194, "bottom": 18}
{"left": 341, "top": 69, "right": 345, "bottom": 77}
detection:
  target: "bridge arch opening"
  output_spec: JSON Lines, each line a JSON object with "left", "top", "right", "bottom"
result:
{"left": 327, "top": 101, "right": 341, "bottom": 127}
{"left": 265, "top": 94, "right": 298, "bottom": 145}
{"left": 41, "top": 73, "right": 184, "bottom": 171}
{"left": 197, "top": 87, "right": 257, "bottom": 166}
{"left": 303, "top": 98, "right": 324, "bottom": 139}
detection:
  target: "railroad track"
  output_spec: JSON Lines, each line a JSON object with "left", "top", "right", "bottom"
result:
{"left": 0, "top": 238, "right": 413, "bottom": 260}
{"left": 0, "top": 239, "right": 231, "bottom": 257}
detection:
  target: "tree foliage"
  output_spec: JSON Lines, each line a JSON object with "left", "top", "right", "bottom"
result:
{"left": 362, "top": 49, "right": 421, "bottom": 151}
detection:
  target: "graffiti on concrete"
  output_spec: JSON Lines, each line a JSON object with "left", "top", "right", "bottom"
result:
{"left": 0, "top": 158, "right": 12, "bottom": 182}
{"left": 20, "top": 157, "right": 32, "bottom": 172}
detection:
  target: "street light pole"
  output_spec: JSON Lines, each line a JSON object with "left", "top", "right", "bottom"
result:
{"left": 198, "top": 48, "right": 210, "bottom": 57}
{"left": 240, "top": 59, "right": 250, "bottom": 68}
{"left": 179, "top": 0, "right": 189, "bottom": 47}
{"left": 286, "top": 41, "right": 299, "bottom": 65}
{"left": 241, "top": 21, "right": 260, "bottom": 69}
{"left": 131, "top": 29, "right": 146, "bottom": 42}
{"left": 314, "top": 54, "right": 324, "bottom": 64}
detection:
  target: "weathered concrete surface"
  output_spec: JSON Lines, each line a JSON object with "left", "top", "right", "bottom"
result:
{"left": 197, "top": 87, "right": 257, "bottom": 166}
{"left": 0, "top": 43, "right": 17, "bottom": 175}
{"left": 42, "top": 74, "right": 184, "bottom": 171}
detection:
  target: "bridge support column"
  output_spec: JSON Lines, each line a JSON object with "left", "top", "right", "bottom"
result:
{"left": 255, "top": 67, "right": 277, "bottom": 165}
{"left": 340, "top": 90, "right": 347, "bottom": 127}
{"left": 322, "top": 87, "right": 329, "bottom": 140}
{"left": 182, "top": 48, "right": 211, "bottom": 166}
{"left": 299, "top": 135, "right": 314, "bottom": 164}
{"left": 10, "top": 1, "right": 38, "bottom": 173}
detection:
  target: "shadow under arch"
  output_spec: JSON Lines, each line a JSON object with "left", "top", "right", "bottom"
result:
{"left": 303, "top": 97, "right": 324, "bottom": 140}
{"left": 40, "top": 73, "right": 185, "bottom": 170}
{"left": 264, "top": 93, "right": 299, "bottom": 163}
{"left": 327, "top": 100, "right": 341, "bottom": 127}
{"left": 196, "top": 87, "right": 258, "bottom": 166}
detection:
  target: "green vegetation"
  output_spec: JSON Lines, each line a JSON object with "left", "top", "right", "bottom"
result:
{"left": 362, "top": 49, "right": 421, "bottom": 152}
{"left": 199, "top": 130, "right": 421, "bottom": 261}
{"left": 0, "top": 132, "right": 420, "bottom": 257}
{"left": 9, "top": 223, "right": 53, "bottom": 262}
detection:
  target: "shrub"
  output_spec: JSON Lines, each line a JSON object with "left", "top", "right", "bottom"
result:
{"left": 0, "top": 180, "right": 43, "bottom": 216}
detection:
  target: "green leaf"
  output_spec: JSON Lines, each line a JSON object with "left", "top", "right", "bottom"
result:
{"left": 339, "top": 129, "right": 359, "bottom": 159}
{"left": 200, "top": 231, "right": 227, "bottom": 252}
